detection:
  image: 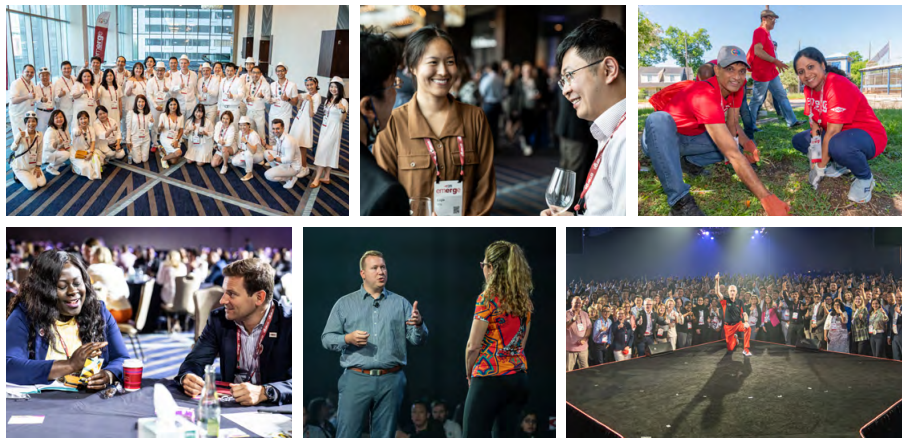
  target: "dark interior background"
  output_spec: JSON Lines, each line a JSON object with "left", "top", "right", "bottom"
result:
{"left": 568, "top": 227, "right": 902, "bottom": 281}
{"left": 304, "top": 227, "right": 556, "bottom": 433}
{"left": 6, "top": 227, "right": 292, "bottom": 251}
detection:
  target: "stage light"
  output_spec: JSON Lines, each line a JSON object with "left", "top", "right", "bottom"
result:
{"left": 751, "top": 236, "right": 755, "bottom": 239}
{"left": 710, "top": 237, "right": 714, "bottom": 240}
{"left": 754, "top": 230, "right": 759, "bottom": 234}
{"left": 703, "top": 231, "right": 709, "bottom": 236}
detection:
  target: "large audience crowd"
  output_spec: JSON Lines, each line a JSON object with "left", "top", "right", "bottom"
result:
{"left": 566, "top": 271, "right": 902, "bottom": 369}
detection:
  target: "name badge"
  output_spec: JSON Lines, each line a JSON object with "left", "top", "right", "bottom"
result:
{"left": 61, "top": 142, "right": 71, "bottom": 150}
{"left": 181, "top": 88, "right": 189, "bottom": 95}
{"left": 88, "top": 99, "right": 96, "bottom": 107}
{"left": 576, "top": 322, "right": 585, "bottom": 332}
{"left": 111, "top": 105, "right": 118, "bottom": 110}
{"left": 167, "top": 131, "right": 176, "bottom": 139}
{"left": 28, "top": 152, "right": 38, "bottom": 164}
{"left": 156, "top": 93, "right": 166, "bottom": 101}
{"left": 30, "top": 101, "right": 36, "bottom": 107}
{"left": 792, "top": 312, "right": 798, "bottom": 320}
{"left": 687, "top": 323, "right": 692, "bottom": 329}
{"left": 433, "top": 180, "right": 464, "bottom": 216}
{"left": 192, "top": 135, "right": 201, "bottom": 144}
{"left": 138, "top": 129, "right": 147, "bottom": 139}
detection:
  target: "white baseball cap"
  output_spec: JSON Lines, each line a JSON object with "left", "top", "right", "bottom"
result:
{"left": 180, "top": 54, "right": 190, "bottom": 61}
{"left": 245, "top": 57, "right": 255, "bottom": 64}
{"left": 238, "top": 116, "right": 252, "bottom": 125}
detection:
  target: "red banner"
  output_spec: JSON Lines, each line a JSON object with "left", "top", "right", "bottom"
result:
{"left": 92, "top": 11, "right": 111, "bottom": 59}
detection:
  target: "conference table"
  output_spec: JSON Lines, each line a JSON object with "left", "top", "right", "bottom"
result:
{"left": 6, "top": 379, "right": 291, "bottom": 438}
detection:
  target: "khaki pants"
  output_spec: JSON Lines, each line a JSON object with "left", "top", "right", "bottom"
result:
{"left": 567, "top": 349, "right": 589, "bottom": 371}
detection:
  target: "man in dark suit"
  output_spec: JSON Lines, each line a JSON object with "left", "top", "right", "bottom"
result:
{"left": 360, "top": 27, "right": 409, "bottom": 216}
{"left": 634, "top": 298, "right": 656, "bottom": 356}
{"left": 177, "top": 258, "right": 291, "bottom": 405}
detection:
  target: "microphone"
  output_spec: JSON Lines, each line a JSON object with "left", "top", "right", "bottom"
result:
{"left": 374, "top": 301, "right": 380, "bottom": 308}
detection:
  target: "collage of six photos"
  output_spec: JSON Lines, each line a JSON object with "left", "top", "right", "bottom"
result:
{"left": 2, "top": 2, "right": 903, "bottom": 440}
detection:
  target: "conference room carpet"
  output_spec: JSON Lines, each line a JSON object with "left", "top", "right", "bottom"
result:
{"left": 135, "top": 332, "right": 221, "bottom": 380}
{"left": 6, "top": 108, "right": 349, "bottom": 216}
{"left": 491, "top": 150, "right": 558, "bottom": 216}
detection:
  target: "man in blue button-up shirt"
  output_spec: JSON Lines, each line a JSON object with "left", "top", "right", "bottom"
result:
{"left": 322, "top": 250, "right": 428, "bottom": 438}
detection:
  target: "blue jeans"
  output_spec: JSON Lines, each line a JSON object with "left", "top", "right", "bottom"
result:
{"left": 740, "top": 91, "right": 755, "bottom": 140}
{"left": 750, "top": 76, "right": 797, "bottom": 126}
{"left": 336, "top": 369, "right": 406, "bottom": 438}
{"left": 636, "top": 334, "right": 655, "bottom": 356}
{"left": 791, "top": 129, "right": 875, "bottom": 179}
{"left": 642, "top": 111, "right": 726, "bottom": 206}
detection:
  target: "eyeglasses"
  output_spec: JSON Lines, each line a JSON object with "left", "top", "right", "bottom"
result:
{"left": 558, "top": 59, "right": 615, "bottom": 90}
{"left": 479, "top": 261, "right": 491, "bottom": 269}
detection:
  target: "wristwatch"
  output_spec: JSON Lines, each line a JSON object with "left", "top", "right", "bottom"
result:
{"left": 264, "top": 384, "right": 279, "bottom": 403}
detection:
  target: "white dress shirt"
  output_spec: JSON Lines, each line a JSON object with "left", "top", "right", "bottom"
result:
{"left": 582, "top": 98, "right": 626, "bottom": 216}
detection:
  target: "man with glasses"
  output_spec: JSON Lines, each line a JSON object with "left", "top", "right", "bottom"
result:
{"left": 747, "top": 8, "right": 804, "bottom": 135}
{"left": 634, "top": 298, "right": 657, "bottom": 356}
{"left": 541, "top": 18, "right": 626, "bottom": 216}
{"left": 715, "top": 272, "right": 753, "bottom": 357}
{"left": 359, "top": 27, "right": 409, "bottom": 216}
{"left": 9, "top": 64, "right": 37, "bottom": 133}
{"left": 643, "top": 45, "right": 791, "bottom": 216}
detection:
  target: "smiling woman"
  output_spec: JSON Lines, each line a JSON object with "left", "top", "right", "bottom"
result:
{"left": 6, "top": 250, "right": 130, "bottom": 388}
{"left": 373, "top": 25, "right": 496, "bottom": 216}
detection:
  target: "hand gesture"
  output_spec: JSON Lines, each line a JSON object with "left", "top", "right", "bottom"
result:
{"left": 281, "top": 93, "right": 289, "bottom": 101}
{"left": 406, "top": 301, "right": 422, "bottom": 326}
{"left": 182, "top": 373, "right": 204, "bottom": 397}
{"left": 85, "top": 369, "right": 114, "bottom": 390}
{"left": 67, "top": 341, "right": 108, "bottom": 375}
{"left": 266, "top": 152, "right": 274, "bottom": 162}
{"left": 228, "top": 92, "right": 234, "bottom": 99}
{"left": 58, "top": 88, "right": 66, "bottom": 98}
{"left": 715, "top": 272, "right": 720, "bottom": 280}
{"left": 230, "top": 382, "right": 266, "bottom": 406}
{"left": 774, "top": 59, "right": 789, "bottom": 72}
{"left": 344, "top": 330, "right": 369, "bottom": 347}
{"left": 19, "top": 130, "right": 26, "bottom": 140}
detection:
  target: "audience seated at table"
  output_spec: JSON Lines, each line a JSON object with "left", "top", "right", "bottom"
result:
{"left": 6, "top": 250, "right": 130, "bottom": 387}
{"left": 176, "top": 258, "right": 292, "bottom": 406}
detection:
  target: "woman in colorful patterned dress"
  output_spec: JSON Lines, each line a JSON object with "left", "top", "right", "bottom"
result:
{"left": 463, "top": 240, "right": 533, "bottom": 437}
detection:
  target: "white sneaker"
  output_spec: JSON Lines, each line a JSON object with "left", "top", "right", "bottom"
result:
{"left": 161, "top": 158, "right": 169, "bottom": 169}
{"left": 220, "top": 163, "right": 228, "bottom": 174}
{"left": 297, "top": 166, "right": 310, "bottom": 178}
{"left": 283, "top": 177, "right": 298, "bottom": 189}
{"left": 241, "top": 172, "right": 253, "bottom": 181}
{"left": 45, "top": 165, "right": 60, "bottom": 176}
{"left": 742, "top": 349, "right": 753, "bottom": 357}
{"left": 848, "top": 176, "right": 875, "bottom": 203}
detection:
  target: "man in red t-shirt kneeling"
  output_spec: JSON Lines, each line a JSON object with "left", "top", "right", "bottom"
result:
{"left": 641, "top": 45, "right": 790, "bottom": 216}
{"left": 715, "top": 272, "right": 752, "bottom": 356}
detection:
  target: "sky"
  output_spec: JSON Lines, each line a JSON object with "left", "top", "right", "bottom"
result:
{"left": 639, "top": 5, "right": 902, "bottom": 67}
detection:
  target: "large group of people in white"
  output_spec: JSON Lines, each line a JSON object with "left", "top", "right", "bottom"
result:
{"left": 9, "top": 55, "right": 349, "bottom": 191}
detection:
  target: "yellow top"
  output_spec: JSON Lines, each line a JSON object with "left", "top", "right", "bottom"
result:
{"left": 44, "top": 318, "right": 82, "bottom": 360}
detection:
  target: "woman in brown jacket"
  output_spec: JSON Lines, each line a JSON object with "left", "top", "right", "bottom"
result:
{"left": 374, "top": 26, "right": 495, "bottom": 215}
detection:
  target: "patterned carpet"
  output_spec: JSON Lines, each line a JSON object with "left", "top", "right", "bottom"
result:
{"left": 6, "top": 106, "right": 349, "bottom": 216}
{"left": 132, "top": 332, "right": 221, "bottom": 380}
{"left": 491, "top": 150, "right": 558, "bottom": 216}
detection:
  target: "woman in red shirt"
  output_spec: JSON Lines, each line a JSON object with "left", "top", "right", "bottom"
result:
{"left": 792, "top": 47, "right": 887, "bottom": 203}
{"left": 463, "top": 240, "right": 533, "bottom": 437}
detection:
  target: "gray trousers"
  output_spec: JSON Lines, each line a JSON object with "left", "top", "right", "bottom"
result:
{"left": 566, "top": 349, "right": 589, "bottom": 371}
{"left": 336, "top": 369, "right": 406, "bottom": 438}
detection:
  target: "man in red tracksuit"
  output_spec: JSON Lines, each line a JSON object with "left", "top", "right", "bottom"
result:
{"left": 715, "top": 272, "right": 752, "bottom": 356}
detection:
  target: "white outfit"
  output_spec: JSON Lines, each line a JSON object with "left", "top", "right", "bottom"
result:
{"left": 314, "top": 99, "right": 347, "bottom": 169}
{"left": 218, "top": 75, "right": 246, "bottom": 128}
{"left": 72, "top": 83, "right": 99, "bottom": 126}
{"left": 42, "top": 127, "right": 72, "bottom": 171}
{"left": 53, "top": 75, "right": 78, "bottom": 126}
{"left": 158, "top": 114, "right": 185, "bottom": 155}
{"left": 582, "top": 98, "right": 626, "bottom": 216}
{"left": 213, "top": 121, "right": 237, "bottom": 160}
{"left": 239, "top": 72, "right": 254, "bottom": 116}
{"left": 11, "top": 132, "right": 46, "bottom": 191}
{"left": 87, "top": 263, "right": 130, "bottom": 310}
{"left": 9, "top": 77, "right": 37, "bottom": 133}
{"left": 264, "top": 133, "right": 302, "bottom": 182}
{"left": 268, "top": 79, "right": 298, "bottom": 142}
{"left": 146, "top": 77, "right": 170, "bottom": 145}
{"left": 126, "top": 111, "right": 154, "bottom": 163}
{"left": 233, "top": 129, "right": 264, "bottom": 174}
{"left": 169, "top": 70, "right": 199, "bottom": 116}
{"left": 184, "top": 118, "right": 215, "bottom": 163}
{"left": 97, "top": 84, "right": 124, "bottom": 124}
{"left": 92, "top": 118, "right": 126, "bottom": 163}
{"left": 71, "top": 126, "right": 102, "bottom": 180}
{"left": 114, "top": 69, "right": 130, "bottom": 91}
{"left": 290, "top": 92, "right": 321, "bottom": 149}
{"left": 156, "top": 262, "right": 188, "bottom": 305}
{"left": 89, "top": 70, "right": 103, "bottom": 89}
{"left": 197, "top": 75, "right": 221, "bottom": 125}
{"left": 34, "top": 81, "right": 56, "bottom": 132}
{"left": 244, "top": 79, "right": 271, "bottom": 136}
{"left": 124, "top": 78, "right": 148, "bottom": 132}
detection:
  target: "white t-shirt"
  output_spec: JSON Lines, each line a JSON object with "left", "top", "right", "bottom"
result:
{"left": 245, "top": 79, "right": 271, "bottom": 111}
{"left": 10, "top": 77, "right": 37, "bottom": 116}
{"left": 237, "top": 129, "right": 262, "bottom": 153}
{"left": 34, "top": 81, "right": 56, "bottom": 110}
{"left": 273, "top": 133, "right": 301, "bottom": 170}
{"left": 269, "top": 79, "right": 298, "bottom": 115}
{"left": 93, "top": 118, "right": 122, "bottom": 150}
{"left": 53, "top": 75, "right": 78, "bottom": 111}
{"left": 197, "top": 75, "right": 221, "bottom": 104}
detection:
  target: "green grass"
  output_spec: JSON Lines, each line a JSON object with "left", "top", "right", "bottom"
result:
{"left": 787, "top": 92, "right": 805, "bottom": 100}
{"left": 638, "top": 107, "right": 902, "bottom": 216}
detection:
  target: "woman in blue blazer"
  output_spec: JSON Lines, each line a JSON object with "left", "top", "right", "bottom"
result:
{"left": 609, "top": 309, "right": 635, "bottom": 361}
{"left": 6, "top": 250, "right": 129, "bottom": 387}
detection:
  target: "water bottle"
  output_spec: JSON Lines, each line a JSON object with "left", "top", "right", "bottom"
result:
{"left": 197, "top": 365, "right": 221, "bottom": 438}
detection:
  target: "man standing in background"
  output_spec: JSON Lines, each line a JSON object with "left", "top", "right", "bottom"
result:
{"left": 747, "top": 7, "right": 803, "bottom": 133}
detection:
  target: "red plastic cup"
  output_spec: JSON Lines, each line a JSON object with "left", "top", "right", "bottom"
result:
{"left": 124, "top": 359, "right": 143, "bottom": 392}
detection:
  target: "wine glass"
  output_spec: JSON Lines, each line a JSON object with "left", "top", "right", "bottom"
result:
{"left": 409, "top": 197, "right": 432, "bottom": 216}
{"left": 545, "top": 168, "right": 576, "bottom": 215}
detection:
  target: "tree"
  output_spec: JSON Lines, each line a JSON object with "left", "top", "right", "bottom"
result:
{"left": 661, "top": 26, "right": 712, "bottom": 69}
{"left": 779, "top": 61, "right": 799, "bottom": 92}
{"left": 850, "top": 60, "right": 867, "bottom": 85}
{"left": 847, "top": 51, "right": 863, "bottom": 63}
{"left": 638, "top": 10, "right": 665, "bottom": 67}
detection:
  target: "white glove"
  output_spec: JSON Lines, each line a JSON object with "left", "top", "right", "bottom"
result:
{"left": 809, "top": 165, "right": 825, "bottom": 190}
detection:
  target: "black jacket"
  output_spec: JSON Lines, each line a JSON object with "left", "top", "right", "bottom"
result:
{"left": 360, "top": 143, "right": 409, "bottom": 216}
{"left": 634, "top": 310, "right": 656, "bottom": 338}
{"left": 177, "top": 298, "right": 292, "bottom": 405}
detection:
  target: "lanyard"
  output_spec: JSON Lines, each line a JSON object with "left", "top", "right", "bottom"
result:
{"left": 223, "top": 77, "right": 237, "bottom": 96}
{"left": 202, "top": 76, "right": 212, "bottom": 91}
{"left": 180, "top": 72, "right": 191, "bottom": 87}
{"left": 101, "top": 119, "right": 113, "bottom": 133}
{"left": 40, "top": 83, "right": 52, "bottom": 100}
{"left": 166, "top": 115, "right": 177, "bottom": 131}
{"left": 24, "top": 134, "right": 38, "bottom": 153}
{"left": 52, "top": 325, "right": 72, "bottom": 359}
{"left": 137, "top": 113, "right": 146, "bottom": 131}
{"left": 133, "top": 79, "right": 146, "bottom": 93}
{"left": 574, "top": 113, "right": 626, "bottom": 212}
{"left": 84, "top": 85, "right": 94, "bottom": 100}
{"left": 152, "top": 78, "right": 163, "bottom": 95}
{"left": 250, "top": 81, "right": 263, "bottom": 99}
{"left": 219, "top": 124, "right": 228, "bottom": 141}
{"left": 423, "top": 136, "right": 465, "bottom": 183}
{"left": 58, "top": 129, "right": 70, "bottom": 146}
{"left": 236, "top": 304, "right": 275, "bottom": 384}
{"left": 82, "top": 127, "right": 92, "bottom": 146}
{"left": 276, "top": 79, "right": 288, "bottom": 97}
{"left": 61, "top": 76, "right": 73, "bottom": 94}
{"left": 809, "top": 82, "right": 825, "bottom": 124}
{"left": 107, "top": 86, "right": 117, "bottom": 101}
{"left": 21, "top": 78, "right": 33, "bottom": 95}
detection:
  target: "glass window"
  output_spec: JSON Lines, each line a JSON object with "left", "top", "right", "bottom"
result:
{"left": 8, "top": 12, "right": 31, "bottom": 73}
{"left": 132, "top": 6, "right": 234, "bottom": 63}
{"left": 31, "top": 15, "right": 47, "bottom": 72}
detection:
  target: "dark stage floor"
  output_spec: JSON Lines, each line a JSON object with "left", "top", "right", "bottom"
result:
{"left": 567, "top": 340, "right": 902, "bottom": 438}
